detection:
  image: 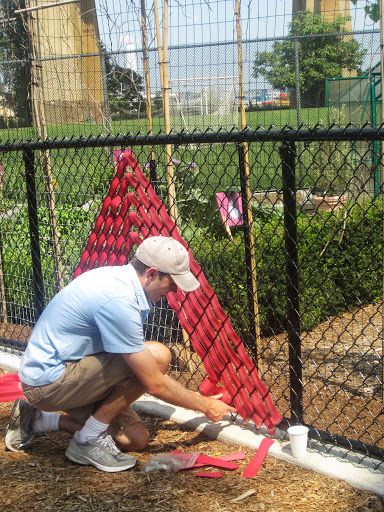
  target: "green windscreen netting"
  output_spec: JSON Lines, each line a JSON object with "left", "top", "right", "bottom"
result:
{"left": 326, "top": 72, "right": 381, "bottom": 196}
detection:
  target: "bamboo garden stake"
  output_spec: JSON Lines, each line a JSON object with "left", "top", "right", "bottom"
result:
{"left": 26, "top": 3, "right": 64, "bottom": 291}
{"left": 153, "top": 0, "right": 177, "bottom": 221}
{"left": 154, "top": 0, "right": 195, "bottom": 372}
{"left": 235, "top": 0, "right": 262, "bottom": 362}
{"left": 140, "top": 0, "right": 155, "bottom": 163}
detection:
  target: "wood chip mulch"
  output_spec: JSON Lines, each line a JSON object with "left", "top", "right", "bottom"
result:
{"left": 0, "top": 399, "right": 383, "bottom": 512}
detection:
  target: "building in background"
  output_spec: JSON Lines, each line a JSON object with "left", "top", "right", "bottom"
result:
{"left": 292, "top": 0, "right": 351, "bottom": 28}
{"left": 30, "top": 0, "right": 105, "bottom": 124}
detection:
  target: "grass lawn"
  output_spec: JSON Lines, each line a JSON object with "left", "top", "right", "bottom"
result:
{"left": 0, "top": 105, "right": 359, "bottom": 215}
{"left": 0, "top": 106, "right": 328, "bottom": 142}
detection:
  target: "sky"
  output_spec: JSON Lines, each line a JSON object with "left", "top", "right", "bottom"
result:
{"left": 95, "top": 0, "right": 379, "bottom": 53}
{"left": 93, "top": 1, "right": 381, "bottom": 95}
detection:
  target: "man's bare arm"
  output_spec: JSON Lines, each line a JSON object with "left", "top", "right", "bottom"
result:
{"left": 123, "top": 348, "right": 236, "bottom": 422}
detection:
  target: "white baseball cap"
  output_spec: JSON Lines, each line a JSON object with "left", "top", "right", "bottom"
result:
{"left": 135, "top": 236, "right": 200, "bottom": 293}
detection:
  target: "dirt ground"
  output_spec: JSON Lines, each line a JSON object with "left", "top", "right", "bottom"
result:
{"left": 0, "top": 304, "right": 383, "bottom": 511}
{"left": 0, "top": 397, "right": 383, "bottom": 512}
{"left": 0, "top": 303, "right": 383, "bottom": 447}
{"left": 257, "top": 303, "right": 384, "bottom": 448}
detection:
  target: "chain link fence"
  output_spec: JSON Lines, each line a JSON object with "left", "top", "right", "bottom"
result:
{"left": 0, "top": 29, "right": 380, "bottom": 131}
{"left": 0, "top": 0, "right": 381, "bottom": 136}
{"left": 0, "top": 126, "right": 382, "bottom": 466}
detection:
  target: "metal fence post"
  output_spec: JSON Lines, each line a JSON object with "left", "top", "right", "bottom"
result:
{"left": 149, "top": 159, "right": 158, "bottom": 193}
{"left": 280, "top": 141, "right": 303, "bottom": 424}
{"left": 24, "top": 148, "right": 45, "bottom": 319}
{"left": 369, "top": 74, "right": 381, "bottom": 197}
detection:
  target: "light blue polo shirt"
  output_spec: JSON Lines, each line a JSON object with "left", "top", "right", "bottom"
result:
{"left": 19, "top": 264, "right": 151, "bottom": 386}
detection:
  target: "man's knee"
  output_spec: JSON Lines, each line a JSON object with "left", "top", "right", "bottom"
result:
{"left": 113, "top": 422, "right": 150, "bottom": 452}
{"left": 144, "top": 341, "right": 172, "bottom": 373}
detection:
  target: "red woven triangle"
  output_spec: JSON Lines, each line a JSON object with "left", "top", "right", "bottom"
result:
{"left": 73, "top": 149, "right": 283, "bottom": 434}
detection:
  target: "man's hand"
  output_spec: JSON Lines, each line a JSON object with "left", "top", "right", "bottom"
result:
{"left": 202, "top": 394, "right": 236, "bottom": 422}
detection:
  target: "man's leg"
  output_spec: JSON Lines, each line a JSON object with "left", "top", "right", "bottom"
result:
{"left": 52, "top": 341, "right": 171, "bottom": 451}
{"left": 80, "top": 341, "right": 172, "bottom": 451}
{"left": 107, "top": 341, "right": 172, "bottom": 450}
{"left": 64, "top": 341, "right": 171, "bottom": 470}
{"left": 6, "top": 341, "right": 171, "bottom": 456}
{"left": 39, "top": 341, "right": 172, "bottom": 451}
{"left": 4, "top": 398, "right": 83, "bottom": 452}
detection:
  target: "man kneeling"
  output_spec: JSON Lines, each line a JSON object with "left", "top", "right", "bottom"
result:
{"left": 5, "top": 236, "right": 235, "bottom": 472}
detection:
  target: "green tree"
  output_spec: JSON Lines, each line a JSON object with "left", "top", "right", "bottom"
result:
{"left": 253, "top": 11, "right": 366, "bottom": 108}
{"left": 102, "top": 46, "right": 145, "bottom": 120}
{"left": 351, "top": 0, "right": 379, "bottom": 22}
{"left": 152, "top": 90, "right": 163, "bottom": 117}
{"left": 0, "top": 0, "right": 30, "bottom": 127}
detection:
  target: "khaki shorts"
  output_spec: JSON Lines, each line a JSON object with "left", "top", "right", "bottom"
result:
{"left": 21, "top": 352, "right": 142, "bottom": 427}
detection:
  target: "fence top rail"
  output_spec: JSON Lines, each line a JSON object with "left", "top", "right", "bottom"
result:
{"left": 1, "top": 125, "right": 384, "bottom": 152}
{"left": 0, "top": 28, "right": 378, "bottom": 65}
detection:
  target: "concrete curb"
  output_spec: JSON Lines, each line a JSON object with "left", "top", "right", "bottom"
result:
{"left": 0, "top": 349, "right": 23, "bottom": 372}
{"left": 133, "top": 395, "right": 384, "bottom": 497}
{"left": 1, "top": 350, "right": 383, "bottom": 496}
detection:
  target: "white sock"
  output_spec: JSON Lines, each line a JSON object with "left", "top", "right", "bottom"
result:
{"left": 77, "top": 415, "right": 109, "bottom": 444}
{"left": 32, "top": 411, "right": 60, "bottom": 433}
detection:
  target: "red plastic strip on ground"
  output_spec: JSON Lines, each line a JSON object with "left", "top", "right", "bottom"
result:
{"left": 171, "top": 450, "right": 246, "bottom": 469}
{"left": 195, "top": 471, "right": 223, "bottom": 479}
{"left": 195, "top": 454, "right": 238, "bottom": 470}
{"left": 241, "top": 438, "right": 275, "bottom": 478}
{"left": 218, "top": 452, "right": 246, "bottom": 462}
{"left": 193, "top": 452, "right": 246, "bottom": 468}
{"left": 0, "top": 373, "right": 24, "bottom": 402}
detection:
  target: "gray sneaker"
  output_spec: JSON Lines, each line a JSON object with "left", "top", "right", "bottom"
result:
{"left": 5, "top": 398, "right": 39, "bottom": 452}
{"left": 65, "top": 432, "right": 137, "bottom": 473}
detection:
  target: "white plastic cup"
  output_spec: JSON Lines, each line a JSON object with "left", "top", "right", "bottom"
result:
{"left": 287, "top": 425, "right": 309, "bottom": 458}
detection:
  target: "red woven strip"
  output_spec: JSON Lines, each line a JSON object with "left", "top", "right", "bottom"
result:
{"left": 199, "top": 378, "right": 232, "bottom": 405}
{"left": 73, "top": 149, "right": 283, "bottom": 433}
{"left": 242, "top": 438, "right": 275, "bottom": 478}
{"left": 221, "top": 372, "right": 255, "bottom": 423}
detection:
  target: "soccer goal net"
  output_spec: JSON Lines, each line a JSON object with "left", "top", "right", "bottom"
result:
{"left": 169, "top": 76, "right": 239, "bottom": 131}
